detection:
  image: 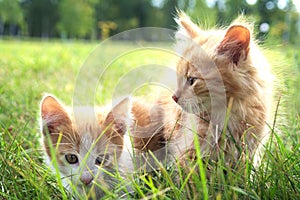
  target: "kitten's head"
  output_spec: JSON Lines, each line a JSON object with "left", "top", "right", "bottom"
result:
{"left": 173, "top": 12, "right": 255, "bottom": 114}
{"left": 40, "top": 94, "right": 131, "bottom": 197}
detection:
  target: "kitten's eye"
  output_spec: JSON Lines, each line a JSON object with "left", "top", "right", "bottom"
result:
{"left": 65, "top": 154, "right": 78, "bottom": 164}
{"left": 95, "top": 154, "right": 110, "bottom": 166}
{"left": 187, "top": 77, "right": 197, "bottom": 86}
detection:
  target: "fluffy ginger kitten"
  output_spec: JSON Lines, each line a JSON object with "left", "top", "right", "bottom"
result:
{"left": 172, "top": 12, "right": 273, "bottom": 164}
{"left": 40, "top": 95, "right": 137, "bottom": 198}
{"left": 40, "top": 94, "right": 175, "bottom": 198}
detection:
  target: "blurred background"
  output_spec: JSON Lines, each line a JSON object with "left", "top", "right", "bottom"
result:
{"left": 0, "top": 0, "right": 299, "bottom": 44}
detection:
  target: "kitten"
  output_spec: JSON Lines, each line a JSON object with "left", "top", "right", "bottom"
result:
{"left": 131, "top": 95, "right": 202, "bottom": 164}
{"left": 172, "top": 12, "right": 273, "bottom": 164}
{"left": 40, "top": 94, "right": 180, "bottom": 198}
{"left": 40, "top": 94, "right": 135, "bottom": 198}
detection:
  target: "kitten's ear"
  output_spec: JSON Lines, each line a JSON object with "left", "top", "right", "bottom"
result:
{"left": 176, "top": 11, "right": 202, "bottom": 39}
{"left": 217, "top": 25, "right": 251, "bottom": 65}
{"left": 40, "top": 94, "right": 71, "bottom": 135}
{"left": 104, "top": 97, "right": 132, "bottom": 136}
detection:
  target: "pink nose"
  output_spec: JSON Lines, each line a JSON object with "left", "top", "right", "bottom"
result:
{"left": 172, "top": 95, "right": 178, "bottom": 103}
{"left": 80, "top": 174, "right": 93, "bottom": 185}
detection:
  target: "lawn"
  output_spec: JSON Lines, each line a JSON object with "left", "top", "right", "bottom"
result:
{"left": 0, "top": 39, "right": 299, "bottom": 199}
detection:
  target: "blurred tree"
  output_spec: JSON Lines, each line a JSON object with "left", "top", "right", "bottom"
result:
{"left": 22, "top": 0, "right": 58, "bottom": 37}
{"left": 288, "top": 8, "right": 300, "bottom": 44}
{"left": 225, "top": 0, "right": 251, "bottom": 20}
{"left": 215, "top": 0, "right": 227, "bottom": 25}
{"left": 212, "top": 0, "right": 255, "bottom": 25}
{"left": 256, "top": 0, "right": 294, "bottom": 42}
{"left": 57, "top": 0, "right": 94, "bottom": 39}
{"left": 94, "top": 0, "right": 152, "bottom": 38}
{"left": 269, "top": 0, "right": 300, "bottom": 44}
{"left": 136, "top": 0, "right": 151, "bottom": 27}
{"left": 0, "top": 0, "right": 297, "bottom": 43}
{"left": 0, "top": 0, "right": 24, "bottom": 35}
{"left": 162, "top": 0, "right": 178, "bottom": 28}
{"left": 187, "top": 0, "right": 217, "bottom": 28}
{"left": 98, "top": 21, "right": 117, "bottom": 40}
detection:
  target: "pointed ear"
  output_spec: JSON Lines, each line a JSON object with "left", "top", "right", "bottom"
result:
{"left": 104, "top": 97, "right": 132, "bottom": 136}
{"left": 176, "top": 12, "right": 201, "bottom": 39}
{"left": 217, "top": 25, "right": 251, "bottom": 65}
{"left": 40, "top": 94, "right": 72, "bottom": 135}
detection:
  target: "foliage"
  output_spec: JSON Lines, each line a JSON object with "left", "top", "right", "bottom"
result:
{"left": 22, "top": 0, "right": 59, "bottom": 37}
{"left": 0, "top": 0, "right": 24, "bottom": 35}
{"left": 0, "top": 0, "right": 299, "bottom": 44}
{"left": 57, "top": 0, "right": 95, "bottom": 38}
{"left": 187, "top": 0, "right": 218, "bottom": 28}
{"left": 0, "top": 0, "right": 23, "bottom": 24}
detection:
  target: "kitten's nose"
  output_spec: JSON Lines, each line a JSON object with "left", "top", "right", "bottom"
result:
{"left": 172, "top": 95, "right": 178, "bottom": 103}
{"left": 80, "top": 173, "right": 93, "bottom": 185}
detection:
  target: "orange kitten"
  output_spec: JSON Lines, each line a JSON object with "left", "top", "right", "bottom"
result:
{"left": 172, "top": 12, "right": 273, "bottom": 164}
{"left": 131, "top": 96, "right": 201, "bottom": 164}
{"left": 40, "top": 95, "right": 135, "bottom": 198}
{"left": 40, "top": 95, "right": 178, "bottom": 198}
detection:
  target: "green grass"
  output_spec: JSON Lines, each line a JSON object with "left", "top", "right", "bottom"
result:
{"left": 0, "top": 39, "right": 299, "bottom": 199}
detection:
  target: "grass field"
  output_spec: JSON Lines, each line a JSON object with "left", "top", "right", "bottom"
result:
{"left": 0, "top": 39, "right": 299, "bottom": 199}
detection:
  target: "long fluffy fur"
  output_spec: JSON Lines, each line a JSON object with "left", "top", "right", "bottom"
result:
{"left": 172, "top": 12, "right": 273, "bottom": 164}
